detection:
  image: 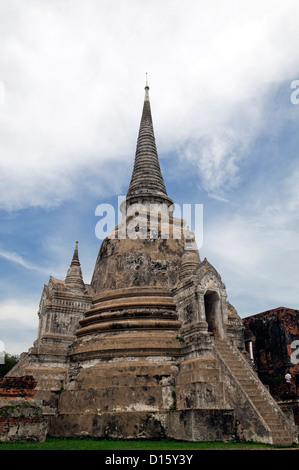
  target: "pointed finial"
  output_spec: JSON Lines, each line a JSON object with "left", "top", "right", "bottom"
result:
{"left": 71, "top": 240, "right": 79, "bottom": 265}
{"left": 145, "top": 72, "right": 149, "bottom": 90}
{"left": 144, "top": 73, "right": 150, "bottom": 101}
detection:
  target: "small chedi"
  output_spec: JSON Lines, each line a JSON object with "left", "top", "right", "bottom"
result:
{"left": 6, "top": 84, "right": 297, "bottom": 445}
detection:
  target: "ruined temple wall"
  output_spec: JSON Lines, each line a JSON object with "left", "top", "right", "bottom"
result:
{"left": 243, "top": 307, "right": 299, "bottom": 377}
{"left": 0, "top": 376, "right": 47, "bottom": 442}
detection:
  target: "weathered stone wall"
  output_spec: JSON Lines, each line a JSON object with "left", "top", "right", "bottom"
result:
{"left": 0, "top": 376, "right": 47, "bottom": 442}
{"left": 55, "top": 358, "right": 180, "bottom": 417}
{"left": 0, "top": 399, "right": 47, "bottom": 442}
{"left": 167, "top": 409, "right": 235, "bottom": 442}
{"left": 47, "top": 409, "right": 236, "bottom": 442}
{"left": 90, "top": 230, "right": 185, "bottom": 293}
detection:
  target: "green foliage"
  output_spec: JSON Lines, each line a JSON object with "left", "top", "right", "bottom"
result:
{"left": 0, "top": 353, "right": 20, "bottom": 377}
{"left": 169, "top": 389, "right": 177, "bottom": 411}
{"left": 175, "top": 335, "right": 185, "bottom": 343}
{"left": 0, "top": 437, "right": 297, "bottom": 450}
{"left": 0, "top": 402, "right": 42, "bottom": 420}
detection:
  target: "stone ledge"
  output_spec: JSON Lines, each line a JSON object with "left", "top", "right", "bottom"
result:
{"left": 91, "top": 286, "right": 174, "bottom": 303}
{"left": 76, "top": 318, "right": 181, "bottom": 336}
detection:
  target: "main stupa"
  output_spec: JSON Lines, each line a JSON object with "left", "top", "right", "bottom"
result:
{"left": 8, "top": 83, "right": 296, "bottom": 445}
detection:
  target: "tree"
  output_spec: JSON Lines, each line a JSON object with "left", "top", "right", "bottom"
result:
{"left": 0, "top": 353, "right": 20, "bottom": 377}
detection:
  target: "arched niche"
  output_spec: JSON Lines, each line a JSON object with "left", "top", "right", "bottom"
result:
{"left": 204, "top": 290, "right": 224, "bottom": 339}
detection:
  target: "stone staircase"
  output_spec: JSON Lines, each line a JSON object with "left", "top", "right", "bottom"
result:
{"left": 214, "top": 339, "right": 297, "bottom": 446}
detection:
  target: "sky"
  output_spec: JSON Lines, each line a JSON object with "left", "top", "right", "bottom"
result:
{"left": 0, "top": 0, "right": 299, "bottom": 355}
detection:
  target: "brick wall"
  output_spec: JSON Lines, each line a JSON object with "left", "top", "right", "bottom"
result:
{"left": 0, "top": 375, "right": 47, "bottom": 442}
{"left": 243, "top": 307, "right": 299, "bottom": 425}
{"left": 0, "top": 376, "right": 37, "bottom": 399}
{"left": 243, "top": 307, "right": 299, "bottom": 378}
{"left": 0, "top": 402, "right": 44, "bottom": 436}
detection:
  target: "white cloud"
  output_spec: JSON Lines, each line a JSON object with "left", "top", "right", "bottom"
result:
{"left": 0, "top": 0, "right": 299, "bottom": 209}
{"left": 0, "top": 299, "right": 38, "bottom": 326}
{"left": 0, "top": 299, "right": 39, "bottom": 355}
{"left": 0, "top": 248, "right": 49, "bottom": 273}
{"left": 201, "top": 166, "right": 299, "bottom": 316}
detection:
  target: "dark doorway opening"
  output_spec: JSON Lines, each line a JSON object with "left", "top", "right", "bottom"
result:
{"left": 204, "top": 290, "right": 221, "bottom": 337}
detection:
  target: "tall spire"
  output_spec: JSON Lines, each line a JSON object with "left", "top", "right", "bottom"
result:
{"left": 65, "top": 241, "right": 85, "bottom": 291}
{"left": 126, "top": 80, "right": 173, "bottom": 207}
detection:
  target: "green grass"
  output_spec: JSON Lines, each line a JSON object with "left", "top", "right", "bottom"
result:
{"left": 0, "top": 437, "right": 298, "bottom": 450}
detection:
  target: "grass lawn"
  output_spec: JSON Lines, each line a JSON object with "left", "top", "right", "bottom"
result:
{"left": 0, "top": 437, "right": 298, "bottom": 450}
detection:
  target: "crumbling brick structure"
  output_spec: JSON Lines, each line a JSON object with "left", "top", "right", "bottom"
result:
{"left": 0, "top": 376, "right": 37, "bottom": 399}
{"left": 0, "top": 375, "right": 47, "bottom": 442}
{"left": 243, "top": 307, "right": 299, "bottom": 426}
